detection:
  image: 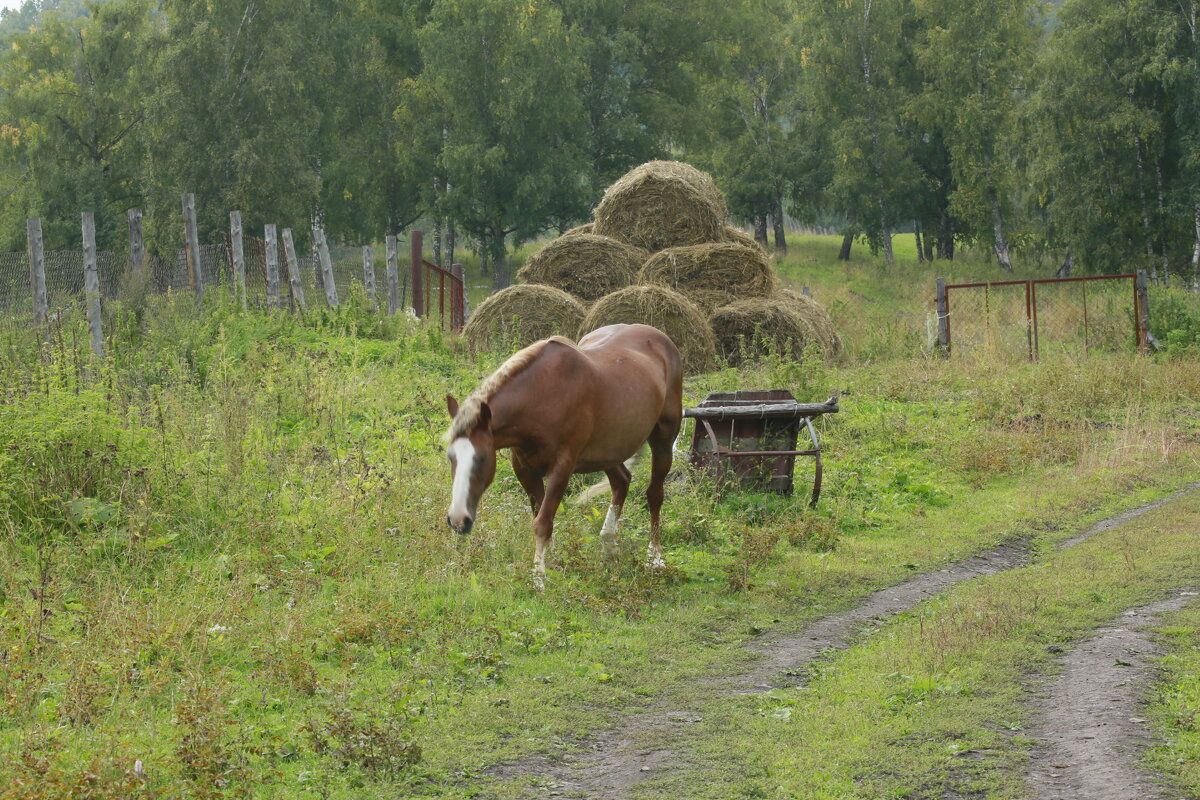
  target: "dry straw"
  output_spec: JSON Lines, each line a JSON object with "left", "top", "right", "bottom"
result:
{"left": 517, "top": 233, "right": 647, "bottom": 302}
{"left": 721, "top": 225, "right": 770, "bottom": 257}
{"left": 463, "top": 284, "right": 586, "bottom": 352}
{"left": 561, "top": 223, "right": 594, "bottom": 237}
{"left": 638, "top": 242, "right": 777, "bottom": 311}
{"left": 593, "top": 161, "right": 728, "bottom": 253}
{"left": 778, "top": 288, "right": 842, "bottom": 358}
{"left": 579, "top": 285, "right": 716, "bottom": 375}
{"left": 710, "top": 291, "right": 841, "bottom": 365}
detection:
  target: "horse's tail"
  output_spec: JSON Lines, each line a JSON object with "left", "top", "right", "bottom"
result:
{"left": 574, "top": 448, "right": 642, "bottom": 505}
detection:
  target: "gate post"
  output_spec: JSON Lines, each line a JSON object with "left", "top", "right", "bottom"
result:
{"left": 410, "top": 230, "right": 424, "bottom": 317}
{"left": 1136, "top": 270, "right": 1151, "bottom": 351}
{"left": 451, "top": 263, "right": 465, "bottom": 332}
{"left": 935, "top": 277, "right": 950, "bottom": 356}
{"left": 385, "top": 234, "right": 399, "bottom": 315}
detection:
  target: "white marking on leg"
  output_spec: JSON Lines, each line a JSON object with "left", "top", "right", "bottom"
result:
{"left": 533, "top": 541, "right": 547, "bottom": 591}
{"left": 448, "top": 437, "right": 475, "bottom": 522}
{"left": 646, "top": 542, "right": 666, "bottom": 569}
{"left": 600, "top": 503, "right": 620, "bottom": 557}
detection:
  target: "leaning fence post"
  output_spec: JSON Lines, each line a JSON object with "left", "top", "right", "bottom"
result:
{"left": 26, "top": 218, "right": 48, "bottom": 329}
{"left": 127, "top": 208, "right": 145, "bottom": 288}
{"left": 264, "top": 224, "right": 281, "bottom": 309}
{"left": 1136, "top": 269, "right": 1151, "bottom": 351}
{"left": 385, "top": 234, "right": 400, "bottom": 315}
{"left": 362, "top": 244, "right": 377, "bottom": 308}
{"left": 314, "top": 226, "right": 338, "bottom": 308}
{"left": 182, "top": 193, "right": 203, "bottom": 302}
{"left": 935, "top": 277, "right": 950, "bottom": 356}
{"left": 451, "top": 262, "right": 466, "bottom": 332}
{"left": 81, "top": 212, "right": 103, "bottom": 357}
{"left": 410, "top": 230, "right": 424, "bottom": 317}
{"left": 230, "top": 211, "right": 247, "bottom": 310}
{"left": 281, "top": 228, "right": 306, "bottom": 311}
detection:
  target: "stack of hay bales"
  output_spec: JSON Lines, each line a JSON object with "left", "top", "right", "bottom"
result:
{"left": 464, "top": 160, "right": 840, "bottom": 373}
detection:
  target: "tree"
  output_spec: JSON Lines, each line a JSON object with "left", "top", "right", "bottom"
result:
{"left": 0, "top": 0, "right": 156, "bottom": 250}
{"left": 401, "top": 0, "right": 587, "bottom": 271}
{"left": 914, "top": 0, "right": 1041, "bottom": 271}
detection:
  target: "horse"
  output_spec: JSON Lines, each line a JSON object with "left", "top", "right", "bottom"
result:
{"left": 444, "top": 323, "right": 684, "bottom": 589}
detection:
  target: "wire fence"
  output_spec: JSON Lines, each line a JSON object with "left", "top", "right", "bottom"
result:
{"left": 940, "top": 274, "right": 1143, "bottom": 360}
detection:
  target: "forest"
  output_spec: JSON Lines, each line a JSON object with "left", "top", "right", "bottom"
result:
{"left": 1, "top": 0, "right": 1199, "bottom": 282}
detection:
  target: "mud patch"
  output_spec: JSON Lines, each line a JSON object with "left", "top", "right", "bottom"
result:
{"left": 1024, "top": 592, "right": 1193, "bottom": 800}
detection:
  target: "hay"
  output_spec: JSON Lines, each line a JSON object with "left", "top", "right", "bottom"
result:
{"left": 710, "top": 291, "right": 841, "bottom": 365}
{"left": 593, "top": 161, "right": 728, "bottom": 253}
{"left": 516, "top": 233, "right": 646, "bottom": 302}
{"left": 578, "top": 285, "right": 716, "bottom": 375}
{"left": 637, "top": 242, "right": 777, "bottom": 312}
{"left": 721, "top": 225, "right": 770, "bottom": 257}
{"left": 779, "top": 288, "right": 842, "bottom": 358}
{"left": 463, "top": 284, "right": 586, "bottom": 352}
{"left": 562, "top": 223, "right": 594, "bottom": 237}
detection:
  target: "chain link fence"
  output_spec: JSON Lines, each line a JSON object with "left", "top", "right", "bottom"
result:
{"left": 942, "top": 274, "right": 1142, "bottom": 359}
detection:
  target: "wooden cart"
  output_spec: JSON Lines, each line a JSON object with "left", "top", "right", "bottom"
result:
{"left": 683, "top": 390, "right": 839, "bottom": 506}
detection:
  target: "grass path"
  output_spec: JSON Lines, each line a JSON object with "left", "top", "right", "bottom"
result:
{"left": 473, "top": 483, "right": 1200, "bottom": 800}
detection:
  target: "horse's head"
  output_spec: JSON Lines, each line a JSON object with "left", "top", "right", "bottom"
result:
{"left": 444, "top": 394, "right": 497, "bottom": 535}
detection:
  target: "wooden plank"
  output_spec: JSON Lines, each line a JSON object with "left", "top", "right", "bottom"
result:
{"left": 264, "top": 224, "right": 281, "bottom": 309}
{"left": 315, "top": 226, "right": 338, "bottom": 307}
{"left": 230, "top": 210, "right": 246, "bottom": 310}
{"left": 82, "top": 211, "right": 103, "bottom": 357}
{"left": 281, "top": 228, "right": 306, "bottom": 310}
{"left": 385, "top": 234, "right": 400, "bottom": 315}
{"left": 363, "top": 244, "right": 377, "bottom": 307}
{"left": 411, "top": 230, "right": 423, "bottom": 317}
{"left": 683, "top": 400, "right": 839, "bottom": 420}
{"left": 127, "top": 208, "right": 145, "bottom": 287}
{"left": 182, "top": 193, "right": 203, "bottom": 301}
{"left": 936, "top": 276, "right": 950, "bottom": 355}
{"left": 26, "top": 217, "right": 47, "bottom": 327}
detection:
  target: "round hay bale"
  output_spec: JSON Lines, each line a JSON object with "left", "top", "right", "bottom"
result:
{"left": 579, "top": 285, "right": 716, "bottom": 375}
{"left": 516, "top": 233, "right": 646, "bottom": 302}
{"left": 721, "top": 225, "right": 770, "bottom": 257}
{"left": 464, "top": 284, "right": 586, "bottom": 352}
{"left": 779, "top": 288, "right": 842, "bottom": 358}
{"left": 638, "top": 242, "right": 777, "bottom": 312}
{"left": 562, "top": 223, "right": 594, "bottom": 237}
{"left": 593, "top": 161, "right": 728, "bottom": 253}
{"left": 710, "top": 296, "right": 812, "bottom": 366}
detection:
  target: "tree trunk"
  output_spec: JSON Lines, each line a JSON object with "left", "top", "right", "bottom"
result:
{"left": 991, "top": 195, "right": 1013, "bottom": 272}
{"left": 1192, "top": 202, "right": 1200, "bottom": 289}
{"left": 838, "top": 232, "right": 853, "bottom": 261}
{"left": 447, "top": 219, "right": 456, "bottom": 268}
{"left": 771, "top": 194, "right": 787, "bottom": 254}
{"left": 1155, "top": 158, "right": 1170, "bottom": 287}
{"left": 937, "top": 212, "right": 954, "bottom": 260}
{"left": 880, "top": 211, "right": 894, "bottom": 265}
{"left": 922, "top": 220, "right": 935, "bottom": 261}
{"left": 480, "top": 242, "right": 491, "bottom": 278}
{"left": 915, "top": 220, "right": 925, "bottom": 263}
{"left": 753, "top": 214, "right": 769, "bottom": 248}
{"left": 433, "top": 218, "right": 443, "bottom": 268}
{"left": 1057, "top": 251, "right": 1073, "bottom": 279}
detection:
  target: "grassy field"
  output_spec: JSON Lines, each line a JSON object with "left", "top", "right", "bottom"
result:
{"left": 1, "top": 235, "right": 1199, "bottom": 798}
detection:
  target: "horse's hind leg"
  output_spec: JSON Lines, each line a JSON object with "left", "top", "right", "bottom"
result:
{"left": 532, "top": 464, "right": 572, "bottom": 591}
{"left": 600, "top": 463, "right": 631, "bottom": 559}
{"left": 645, "top": 426, "right": 676, "bottom": 569}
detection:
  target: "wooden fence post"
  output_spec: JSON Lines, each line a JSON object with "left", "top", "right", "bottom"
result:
{"left": 127, "top": 208, "right": 145, "bottom": 287}
{"left": 385, "top": 234, "right": 400, "bottom": 315}
{"left": 315, "top": 226, "right": 338, "bottom": 308}
{"left": 363, "top": 245, "right": 377, "bottom": 307}
{"left": 26, "top": 218, "right": 47, "bottom": 328}
{"left": 264, "top": 224, "right": 281, "bottom": 309}
{"left": 82, "top": 212, "right": 103, "bottom": 357}
{"left": 281, "top": 228, "right": 306, "bottom": 311}
{"left": 935, "top": 277, "right": 950, "bottom": 356}
{"left": 411, "top": 229, "right": 423, "bottom": 317}
{"left": 1136, "top": 269, "right": 1151, "bottom": 351}
{"left": 183, "top": 193, "right": 203, "bottom": 302}
{"left": 230, "top": 210, "right": 246, "bottom": 310}
{"left": 451, "top": 263, "right": 466, "bottom": 331}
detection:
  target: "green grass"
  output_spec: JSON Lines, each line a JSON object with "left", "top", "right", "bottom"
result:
{"left": 1147, "top": 601, "right": 1200, "bottom": 796}
{"left": 0, "top": 236, "right": 1198, "bottom": 798}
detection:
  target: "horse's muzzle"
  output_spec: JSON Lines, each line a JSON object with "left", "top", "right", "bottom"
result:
{"left": 447, "top": 515, "right": 473, "bottom": 535}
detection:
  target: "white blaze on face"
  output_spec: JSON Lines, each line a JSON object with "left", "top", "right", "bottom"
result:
{"left": 449, "top": 437, "right": 476, "bottom": 521}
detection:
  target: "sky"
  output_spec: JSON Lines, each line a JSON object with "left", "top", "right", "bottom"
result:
{"left": 0, "top": 0, "right": 26, "bottom": 11}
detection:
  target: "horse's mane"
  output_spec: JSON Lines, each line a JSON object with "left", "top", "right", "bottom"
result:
{"left": 444, "top": 336, "right": 576, "bottom": 443}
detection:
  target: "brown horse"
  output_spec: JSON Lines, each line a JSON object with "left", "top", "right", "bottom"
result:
{"left": 444, "top": 323, "right": 684, "bottom": 589}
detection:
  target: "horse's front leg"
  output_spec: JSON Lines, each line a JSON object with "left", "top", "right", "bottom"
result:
{"left": 532, "top": 464, "right": 572, "bottom": 591}
{"left": 511, "top": 451, "right": 545, "bottom": 515}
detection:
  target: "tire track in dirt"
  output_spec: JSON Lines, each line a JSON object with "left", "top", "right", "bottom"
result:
{"left": 486, "top": 485, "right": 1199, "bottom": 800}
{"left": 1023, "top": 592, "right": 1194, "bottom": 800}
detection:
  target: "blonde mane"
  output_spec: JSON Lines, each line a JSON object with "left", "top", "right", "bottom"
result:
{"left": 444, "top": 336, "right": 575, "bottom": 443}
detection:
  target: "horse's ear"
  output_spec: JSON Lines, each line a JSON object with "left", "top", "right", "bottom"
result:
{"left": 477, "top": 401, "right": 491, "bottom": 428}
{"left": 446, "top": 394, "right": 459, "bottom": 419}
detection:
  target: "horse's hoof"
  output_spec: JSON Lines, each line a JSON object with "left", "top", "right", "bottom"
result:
{"left": 532, "top": 572, "right": 546, "bottom": 592}
{"left": 646, "top": 546, "right": 666, "bottom": 570}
